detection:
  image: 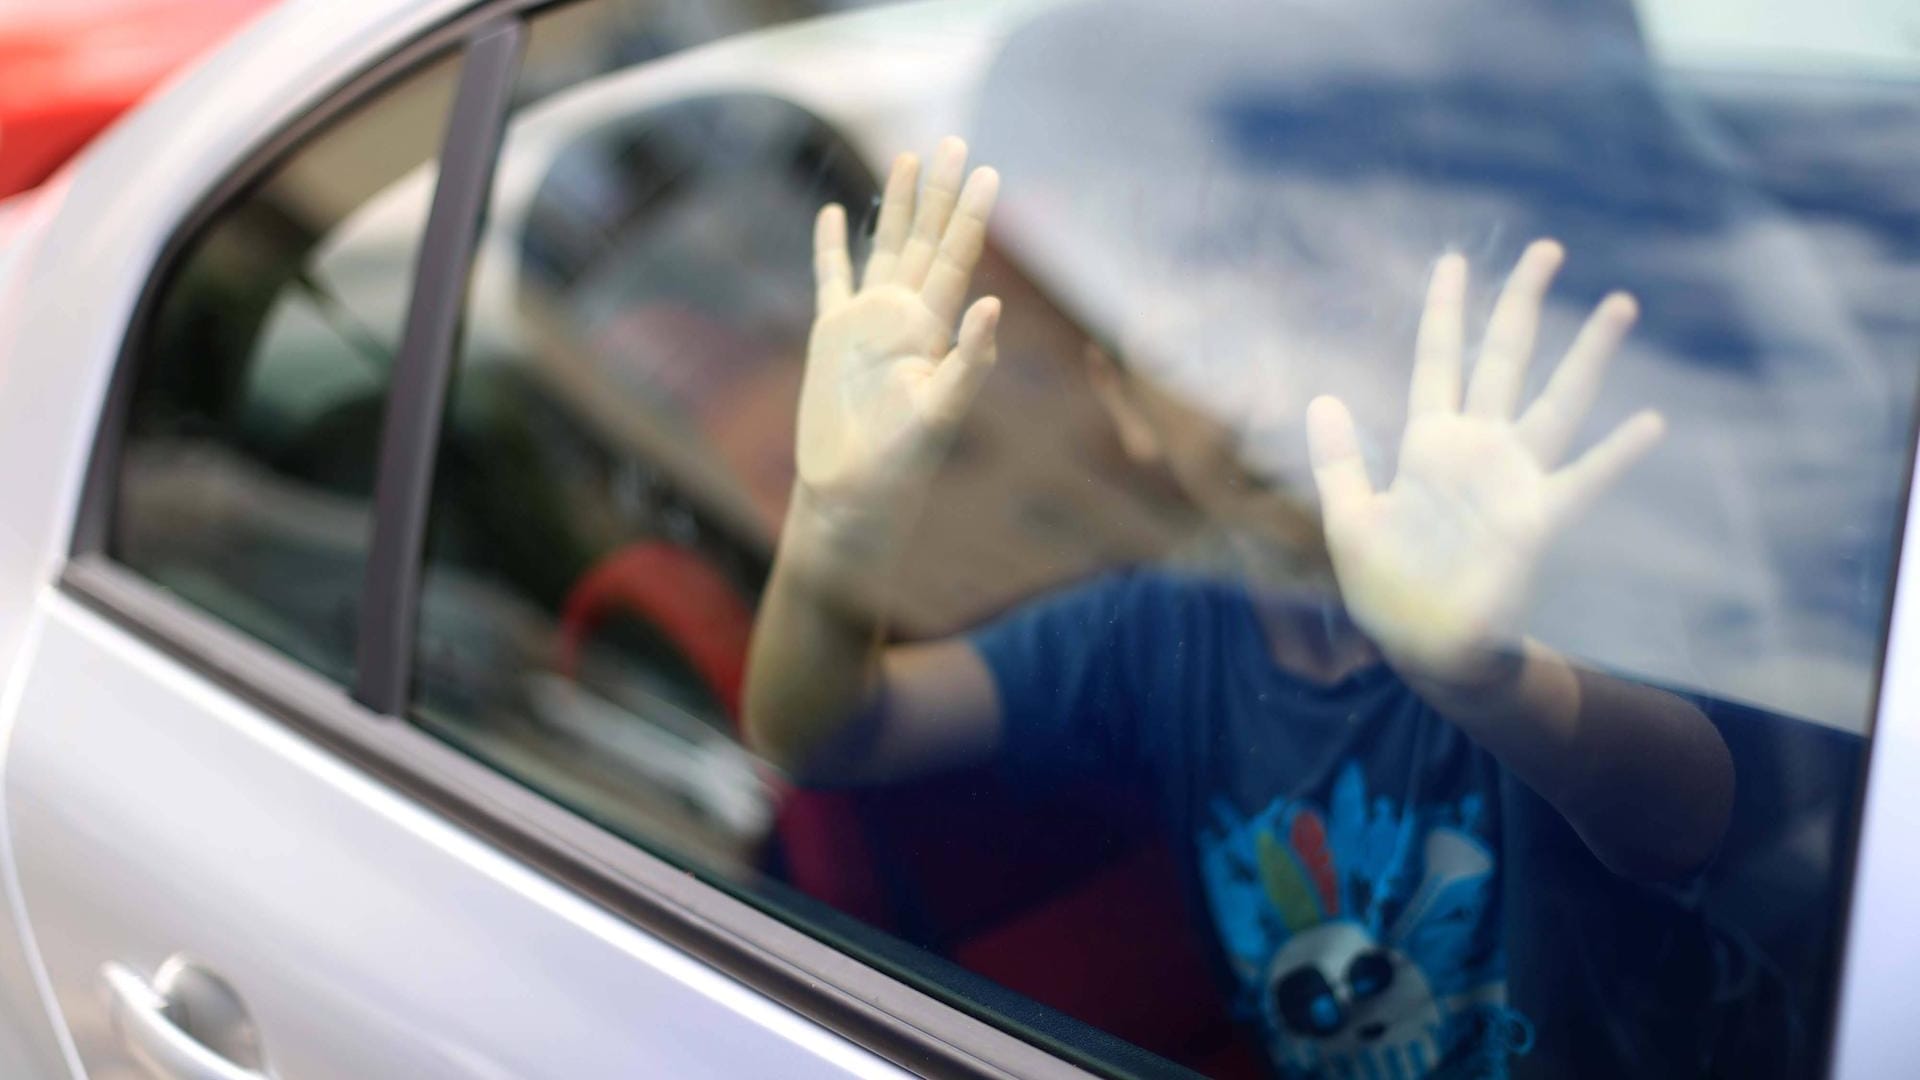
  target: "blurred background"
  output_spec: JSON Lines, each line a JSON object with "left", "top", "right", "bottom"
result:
{"left": 0, "top": 0, "right": 282, "bottom": 200}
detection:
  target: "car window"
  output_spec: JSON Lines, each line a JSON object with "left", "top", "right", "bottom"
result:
{"left": 412, "top": 1, "right": 1919, "bottom": 1077}
{"left": 110, "top": 54, "right": 460, "bottom": 685}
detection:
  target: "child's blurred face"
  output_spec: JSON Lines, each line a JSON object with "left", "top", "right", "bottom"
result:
{"left": 1081, "top": 273, "right": 1340, "bottom": 579}
{"left": 1098, "top": 359, "right": 1326, "bottom": 560}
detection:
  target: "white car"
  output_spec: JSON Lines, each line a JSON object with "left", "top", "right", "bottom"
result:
{"left": 0, "top": 0, "right": 1912, "bottom": 1077}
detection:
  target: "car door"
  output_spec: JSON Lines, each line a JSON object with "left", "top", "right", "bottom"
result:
{"left": 5, "top": 1, "right": 1920, "bottom": 1079}
{"left": 0, "top": 5, "right": 1075, "bottom": 1078}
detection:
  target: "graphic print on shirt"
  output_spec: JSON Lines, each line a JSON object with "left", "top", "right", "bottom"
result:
{"left": 1197, "top": 762, "right": 1529, "bottom": 1078}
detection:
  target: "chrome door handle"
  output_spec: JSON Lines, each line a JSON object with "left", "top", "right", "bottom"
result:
{"left": 103, "top": 960, "right": 272, "bottom": 1080}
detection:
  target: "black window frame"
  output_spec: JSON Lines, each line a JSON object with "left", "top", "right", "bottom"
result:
{"left": 60, "top": 3, "right": 1110, "bottom": 1078}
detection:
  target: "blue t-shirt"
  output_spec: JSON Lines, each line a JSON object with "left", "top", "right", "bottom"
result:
{"left": 973, "top": 570, "right": 1531, "bottom": 1079}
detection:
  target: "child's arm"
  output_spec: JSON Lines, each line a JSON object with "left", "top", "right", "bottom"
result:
{"left": 1404, "top": 640, "right": 1732, "bottom": 881}
{"left": 744, "top": 139, "right": 1008, "bottom": 783}
{"left": 1306, "top": 241, "right": 1734, "bottom": 881}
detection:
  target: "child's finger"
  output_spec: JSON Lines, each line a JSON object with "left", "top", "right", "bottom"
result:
{"left": 924, "top": 296, "right": 1001, "bottom": 427}
{"left": 862, "top": 151, "right": 919, "bottom": 288}
{"left": 898, "top": 136, "right": 969, "bottom": 289}
{"left": 1409, "top": 253, "right": 1468, "bottom": 419}
{"left": 1465, "top": 238, "right": 1563, "bottom": 420}
{"left": 920, "top": 166, "right": 999, "bottom": 327}
{"left": 1547, "top": 409, "right": 1665, "bottom": 528}
{"left": 1517, "top": 291, "right": 1638, "bottom": 466}
{"left": 1307, "top": 395, "right": 1374, "bottom": 528}
{"left": 814, "top": 204, "right": 853, "bottom": 311}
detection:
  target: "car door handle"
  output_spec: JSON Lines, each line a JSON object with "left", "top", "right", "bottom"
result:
{"left": 103, "top": 960, "right": 272, "bottom": 1080}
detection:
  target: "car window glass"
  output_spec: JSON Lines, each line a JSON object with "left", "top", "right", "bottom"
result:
{"left": 111, "top": 55, "right": 460, "bottom": 684}
{"left": 412, "top": 2, "right": 1920, "bottom": 1077}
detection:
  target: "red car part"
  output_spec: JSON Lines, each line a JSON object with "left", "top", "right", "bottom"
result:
{"left": 0, "top": 0, "right": 274, "bottom": 199}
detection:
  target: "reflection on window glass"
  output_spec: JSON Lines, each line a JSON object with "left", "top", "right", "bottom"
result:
{"left": 412, "top": 1, "right": 1920, "bottom": 1077}
{"left": 114, "top": 54, "right": 459, "bottom": 684}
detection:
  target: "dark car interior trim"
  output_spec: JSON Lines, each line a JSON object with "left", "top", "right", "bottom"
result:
{"left": 353, "top": 19, "right": 525, "bottom": 714}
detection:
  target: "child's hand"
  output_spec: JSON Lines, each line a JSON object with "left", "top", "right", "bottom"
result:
{"left": 793, "top": 137, "right": 1001, "bottom": 556}
{"left": 1306, "top": 241, "right": 1664, "bottom": 691}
